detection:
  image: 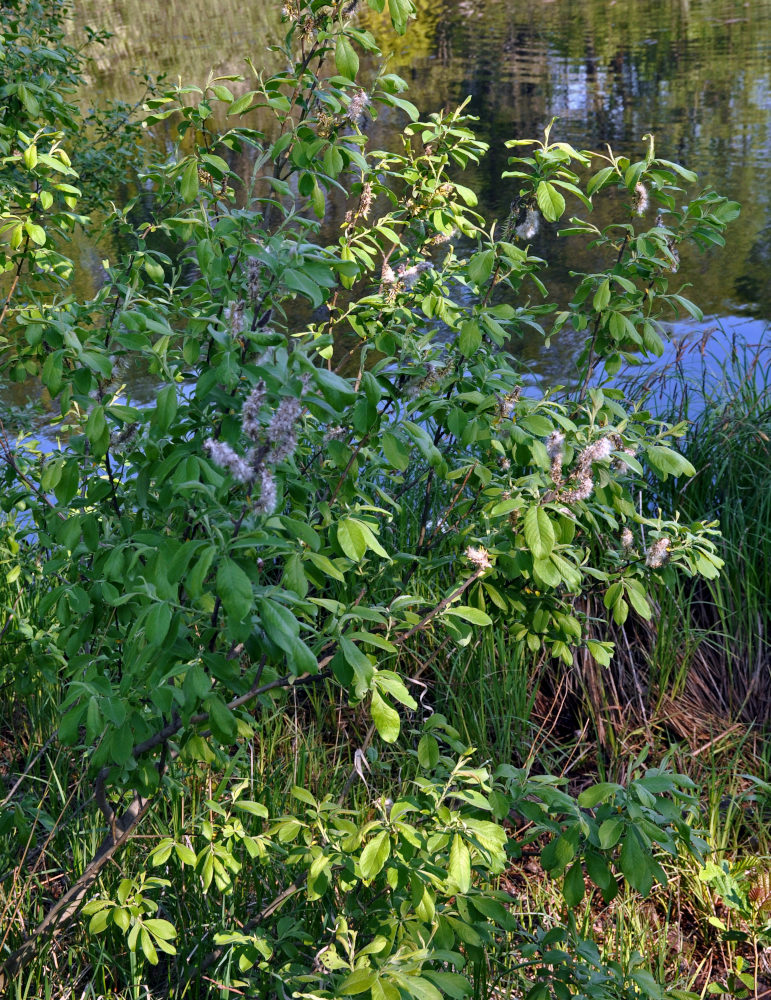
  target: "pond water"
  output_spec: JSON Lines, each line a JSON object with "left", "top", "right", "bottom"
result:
{"left": 4, "top": 0, "right": 770, "bottom": 423}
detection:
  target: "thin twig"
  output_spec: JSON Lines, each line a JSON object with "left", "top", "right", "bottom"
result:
{"left": 0, "top": 733, "right": 57, "bottom": 809}
{"left": 393, "top": 567, "right": 485, "bottom": 646}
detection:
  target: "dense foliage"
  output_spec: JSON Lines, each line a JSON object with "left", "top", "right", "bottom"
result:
{"left": 1, "top": 1, "right": 759, "bottom": 997}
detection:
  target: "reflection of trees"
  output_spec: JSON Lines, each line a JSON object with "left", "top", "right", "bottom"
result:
{"left": 69, "top": 0, "right": 282, "bottom": 99}
{"left": 68, "top": 0, "right": 770, "bottom": 320}
{"left": 735, "top": 225, "right": 771, "bottom": 318}
{"left": 361, "top": 0, "right": 770, "bottom": 317}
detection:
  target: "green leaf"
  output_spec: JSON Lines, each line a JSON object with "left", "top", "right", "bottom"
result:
{"left": 656, "top": 159, "right": 698, "bottom": 184}
{"left": 85, "top": 406, "right": 109, "bottom": 457}
{"left": 141, "top": 926, "right": 159, "bottom": 965}
{"left": 323, "top": 143, "right": 345, "bottom": 179}
{"left": 258, "top": 597, "right": 300, "bottom": 651}
{"left": 89, "top": 909, "right": 110, "bottom": 934}
{"left": 154, "top": 384, "right": 178, "bottom": 433}
{"left": 208, "top": 695, "right": 238, "bottom": 744}
{"left": 58, "top": 703, "right": 85, "bottom": 745}
{"left": 449, "top": 834, "right": 471, "bottom": 893}
{"left": 337, "top": 518, "right": 367, "bottom": 561}
{"left": 360, "top": 829, "right": 390, "bottom": 879}
{"left": 381, "top": 431, "right": 410, "bottom": 471}
{"left": 563, "top": 861, "right": 585, "bottom": 907}
{"left": 444, "top": 606, "right": 493, "bottom": 626}
{"left": 284, "top": 266, "right": 323, "bottom": 306}
{"left": 532, "top": 557, "right": 561, "bottom": 589}
{"left": 587, "top": 640, "right": 613, "bottom": 666}
{"left": 143, "top": 918, "right": 177, "bottom": 941}
{"left": 459, "top": 320, "right": 481, "bottom": 357}
{"left": 175, "top": 843, "right": 198, "bottom": 865}
{"left": 536, "top": 181, "right": 566, "bottom": 222}
{"left": 417, "top": 734, "right": 439, "bottom": 769}
{"left": 619, "top": 829, "right": 654, "bottom": 896}
{"left": 371, "top": 689, "right": 400, "bottom": 742}
{"left": 335, "top": 35, "right": 359, "bottom": 80}
{"left": 587, "top": 165, "right": 617, "bottom": 197}
{"left": 233, "top": 800, "right": 269, "bottom": 819}
{"left": 578, "top": 783, "right": 623, "bottom": 808}
{"left": 286, "top": 633, "right": 318, "bottom": 676}
{"left": 519, "top": 414, "right": 552, "bottom": 436}
{"left": 393, "top": 976, "right": 443, "bottom": 1000}
{"left": 306, "top": 550, "right": 346, "bottom": 582}
{"left": 188, "top": 545, "right": 216, "bottom": 598}
{"left": 598, "top": 817, "right": 624, "bottom": 850}
{"left": 646, "top": 446, "right": 696, "bottom": 479}
{"left": 612, "top": 595, "right": 629, "bottom": 626}
{"left": 593, "top": 278, "right": 611, "bottom": 312}
{"left": 228, "top": 91, "right": 256, "bottom": 116}
{"left": 422, "top": 972, "right": 472, "bottom": 1000}
{"left": 387, "top": 0, "right": 414, "bottom": 33}
{"left": 382, "top": 93, "right": 419, "bottom": 121}
{"left": 625, "top": 580, "right": 652, "bottom": 619}
{"left": 211, "top": 84, "right": 233, "bottom": 103}
{"left": 585, "top": 849, "right": 614, "bottom": 892}
{"left": 180, "top": 158, "right": 199, "bottom": 203}
{"left": 340, "top": 636, "right": 374, "bottom": 693}
{"left": 340, "top": 968, "right": 378, "bottom": 995}
{"left": 24, "top": 220, "right": 46, "bottom": 246}
{"left": 523, "top": 506, "right": 555, "bottom": 560}
{"left": 314, "top": 367, "right": 356, "bottom": 411}
{"left": 145, "top": 602, "right": 172, "bottom": 646}
{"left": 282, "top": 552, "right": 308, "bottom": 598}
{"left": 468, "top": 249, "right": 494, "bottom": 285}
{"left": 217, "top": 559, "right": 253, "bottom": 621}
{"left": 310, "top": 179, "right": 325, "bottom": 220}
{"left": 375, "top": 671, "right": 416, "bottom": 708}
{"left": 353, "top": 518, "right": 390, "bottom": 559}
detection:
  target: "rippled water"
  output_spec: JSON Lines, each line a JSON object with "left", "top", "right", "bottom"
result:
{"left": 78, "top": 0, "right": 771, "bottom": 320}
{"left": 3, "top": 0, "right": 769, "bottom": 419}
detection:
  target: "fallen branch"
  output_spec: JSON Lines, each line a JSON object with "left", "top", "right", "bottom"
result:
{"left": 0, "top": 791, "right": 153, "bottom": 990}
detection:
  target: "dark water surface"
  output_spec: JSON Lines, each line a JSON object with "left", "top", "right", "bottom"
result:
{"left": 5, "top": 0, "right": 769, "bottom": 421}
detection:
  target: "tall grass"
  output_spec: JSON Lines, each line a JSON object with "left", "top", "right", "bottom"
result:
{"left": 636, "top": 332, "right": 771, "bottom": 727}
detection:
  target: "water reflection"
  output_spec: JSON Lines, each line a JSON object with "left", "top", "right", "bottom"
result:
{"left": 11, "top": 0, "right": 768, "bottom": 412}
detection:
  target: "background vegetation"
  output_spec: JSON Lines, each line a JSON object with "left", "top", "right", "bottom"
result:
{"left": 0, "top": 1, "right": 769, "bottom": 998}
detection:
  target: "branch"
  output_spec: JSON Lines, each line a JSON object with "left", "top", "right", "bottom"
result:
{"left": 393, "top": 567, "right": 485, "bottom": 646}
{"left": 0, "top": 791, "right": 153, "bottom": 990}
{"left": 0, "top": 424, "right": 65, "bottom": 519}
{"left": 0, "top": 733, "right": 56, "bottom": 809}
{"left": 0, "top": 656, "right": 325, "bottom": 984}
{"left": 0, "top": 233, "right": 30, "bottom": 328}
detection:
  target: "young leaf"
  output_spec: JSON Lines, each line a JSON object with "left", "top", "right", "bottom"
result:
{"left": 524, "top": 506, "right": 555, "bottom": 560}
{"left": 536, "top": 181, "right": 566, "bottom": 222}
{"left": 180, "top": 158, "right": 199, "bottom": 203}
{"left": 371, "top": 689, "right": 400, "bottom": 742}
{"left": 444, "top": 606, "right": 493, "bottom": 626}
{"left": 360, "top": 829, "right": 390, "bottom": 880}
{"left": 449, "top": 834, "right": 471, "bottom": 893}
{"left": 337, "top": 518, "right": 367, "bottom": 561}
{"left": 417, "top": 734, "right": 440, "bottom": 769}
{"left": 335, "top": 35, "right": 359, "bottom": 80}
{"left": 387, "top": 0, "right": 414, "bottom": 34}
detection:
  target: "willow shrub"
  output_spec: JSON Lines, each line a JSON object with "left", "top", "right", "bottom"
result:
{"left": 0, "top": 0, "right": 741, "bottom": 995}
